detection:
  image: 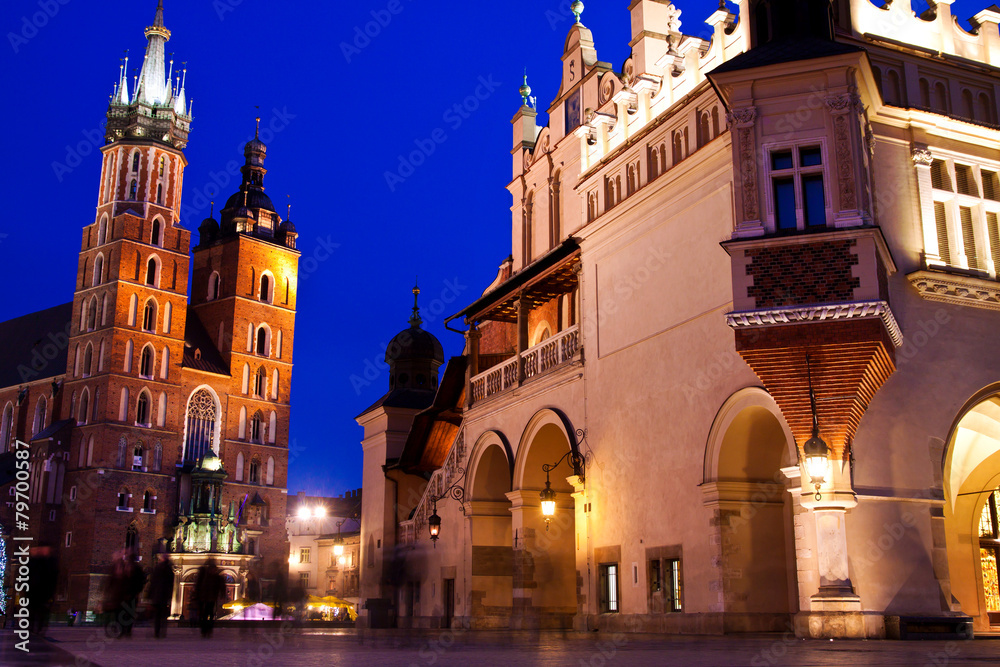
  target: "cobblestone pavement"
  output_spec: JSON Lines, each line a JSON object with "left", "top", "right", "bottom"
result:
{"left": 2, "top": 627, "right": 998, "bottom": 667}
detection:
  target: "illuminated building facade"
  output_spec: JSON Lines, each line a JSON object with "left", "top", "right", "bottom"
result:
{"left": 0, "top": 1, "right": 297, "bottom": 617}
{"left": 359, "top": 0, "right": 1000, "bottom": 638}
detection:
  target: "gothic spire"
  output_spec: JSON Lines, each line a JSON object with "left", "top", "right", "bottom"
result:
{"left": 139, "top": 0, "right": 171, "bottom": 105}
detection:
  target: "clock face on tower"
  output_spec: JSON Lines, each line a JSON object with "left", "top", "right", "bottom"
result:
{"left": 565, "top": 89, "right": 582, "bottom": 133}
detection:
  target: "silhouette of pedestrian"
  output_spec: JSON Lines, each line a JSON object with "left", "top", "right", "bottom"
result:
{"left": 194, "top": 557, "right": 224, "bottom": 638}
{"left": 149, "top": 553, "right": 174, "bottom": 638}
{"left": 120, "top": 550, "right": 147, "bottom": 638}
{"left": 27, "top": 544, "right": 57, "bottom": 636}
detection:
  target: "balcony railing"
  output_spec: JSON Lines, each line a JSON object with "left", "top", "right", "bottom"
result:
{"left": 470, "top": 324, "right": 580, "bottom": 402}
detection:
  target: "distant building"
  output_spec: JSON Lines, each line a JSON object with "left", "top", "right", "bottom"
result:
{"left": 359, "top": 0, "right": 1000, "bottom": 638}
{"left": 286, "top": 490, "right": 361, "bottom": 603}
{"left": 0, "top": 1, "right": 298, "bottom": 617}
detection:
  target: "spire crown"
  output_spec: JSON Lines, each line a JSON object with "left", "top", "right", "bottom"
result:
{"left": 409, "top": 280, "right": 423, "bottom": 328}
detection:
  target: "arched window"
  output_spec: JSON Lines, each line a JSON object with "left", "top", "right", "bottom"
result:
{"left": 962, "top": 89, "right": 975, "bottom": 119}
{"left": 87, "top": 295, "right": 98, "bottom": 331}
{"left": 260, "top": 273, "right": 272, "bottom": 303}
{"left": 93, "top": 254, "right": 104, "bottom": 286}
{"left": 143, "top": 490, "right": 155, "bottom": 512}
{"left": 157, "top": 392, "right": 166, "bottom": 427}
{"left": 276, "top": 330, "right": 282, "bottom": 358}
{"left": 93, "top": 388, "right": 100, "bottom": 422}
{"left": 98, "top": 216, "right": 108, "bottom": 245}
{"left": 139, "top": 345, "right": 154, "bottom": 378}
{"left": 32, "top": 396, "right": 47, "bottom": 436}
{"left": 208, "top": 271, "right": 220, "bottom": 301}
{"left": 128, "top": 293, "right": 138, "bottom": 326}
{"left": 136, "top": 390, "right": 151, "bottom": 426}
{"left": 184, "top": 388, "right": 218, "bottom": 463}
{"left": 131, "top": 152, "right": 140, "bottom": 172}
{"left": 146, "top": 256, "right": 160, "bottom": 287}
{"left": 250, "top": 411, "right": 264, "bottom": 444}
{"left": 242, "top": 363, "right": 250, "bottom": 394}
{"left": 78, "top": 436, "right": 86, "bottom": 467}
{"left": 235, "top": 452, "right": 245, "bottom": 482}
{"left": 78, "top": 389, "right": 89, "bottom": 425}
{"left": 164, "top": 301, "right": 172, "bottom": 333}
{"left": 0, "top": 403, "right": 12, "bottom": 454}
{"left": 160, "top": 347, "right": 169, "bottom": 379}
{"left": 73, "top": 344, "right": 80, "bottom": 376}
{"left": 132, "top": 444, "right": 144, "bottom": 471}
{"left": 119, "top": 387, "right": 129, "bottom": 422}
{"left": 125, "top": 523, "right": 138, "bottom": 550}
{"left": 649, "top": 147, "right": 659, "bottom": 180}
{"left": 249, "top": 456, "right": 261, "bottom": 484}
{"left": 254, "top": 366, "right": 266, "bottom": 397}
{"left": 151, "top": 218, "right": 162, "bottom": 246}
{"left": 83, "top": 343, "right": 94, "bottom": 377}
{"left": 977, "top": 93, "right": 994, "bottom": 124}
{"left": 934, "top": 81, "right": 949, "bottom": 112}
{"left": 124, "top": 339, "right": 134, "bottom": 372}
{"left": 118, "top": 488, "right": 131, "bottom": 510}
{"left": 142, "top": 299, "right": 156, "bottom": 332}
{"left": 158, "top": 156, "right": 165, "bottom": 176}
{"left": 256, "top": 326, "right": 270, "bottom": 356}
{"left": 129, "top": 179, "right": 137, "bottom": 200}
{"left": 102, "top": 293, "right": 109, "bottom": 326}
{"left": 88, "top": 435, "right": 95, "bottom": 467}
{"left": 239, "top": 406, "right": 247, "bottom": 439}
{"left": 266, "top": 456, "right": 275, "bottom": 485}
{"left": 271, "top": 369, "right": 279, "bottom": 400}
{"left": 269, "top": 411, "right": 277, "bottom": 444}
{"left": 156, "top": 184, "right": 162, "bottom": 204}
{"left": 153, "top": 441, "right": 162, "bottom": 472}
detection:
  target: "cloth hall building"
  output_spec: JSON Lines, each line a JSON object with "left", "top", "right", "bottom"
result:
{"left": 359, "top": 0, "right": 1000, "bottom": 638}
{"left": 0, "top": 2, "right": 297, "bottom": 617}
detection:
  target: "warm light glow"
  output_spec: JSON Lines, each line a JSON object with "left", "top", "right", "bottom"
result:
{"left": 314, "top": 506, "right": 326, "bottom": 518}
{"left": 297, "top": 506, "right": 310, "bottom": 519}
{"left": 287, "top": 554, "right": 295, "bottom": 566}
{"left": 333, "top": 543, "right": 344, "bottom": 557}
{"left": 541, "top": 499, "right": 556, "bottom": 517}
{"left": 429, "top": 522, "right": 440, "bottom": 537}
{"left": 337, "top": 555, "right": 346, "bottom": 566}
{"left": 805, "top": 452, "right": 829, "bottom": 485}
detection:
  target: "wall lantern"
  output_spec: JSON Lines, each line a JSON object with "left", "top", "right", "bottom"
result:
{"left": 539, "top": 447, "right": 586, "bottom": 531}
{"left": 804, "top": 355, "right": 830, "bottom": 501}
{"left": 425, "top": 465, "right": 468, "bottom": 548}
{"left": 333, "top": 518, "right": 346, "bottom": 556}
{"left": 428, "top": 500, "right": 442, "bottom": 543}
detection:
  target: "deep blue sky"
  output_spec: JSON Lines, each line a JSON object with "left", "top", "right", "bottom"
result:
{"left": 0, "top": 1, "right": 980, "bottom": 496}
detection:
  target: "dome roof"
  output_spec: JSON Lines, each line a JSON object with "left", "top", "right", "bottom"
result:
{"left": 385, "top": 325, "right": 444, "bottom": 365}
{"left": 245, "top": 136, "right": 266, "bottom": 155}
{"left": 225, "top": 188, "right": 275, "bottom": 212}
{"left": 199, "top": 216, "right": 220, "bottom": 232}
{"left": 279, "top": 219, "right": 297, "bottom": 234}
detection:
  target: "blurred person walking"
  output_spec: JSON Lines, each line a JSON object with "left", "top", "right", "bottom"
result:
{"left": 149, "top": 552, "right": 175, "bottom": 638}
{"left": 194, "top": 557, "right": 224, "bottom": 638}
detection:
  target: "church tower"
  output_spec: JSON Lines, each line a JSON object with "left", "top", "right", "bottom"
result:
{"left": 61, "top": 0, "right": 194, "bottom": 603}
{"left": 190, "top": 120, "right": 300, "bottom": 564}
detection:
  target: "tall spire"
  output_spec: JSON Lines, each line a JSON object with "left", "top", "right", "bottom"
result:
{"left": 409, "top": 280, "right": 422, "bottom": 328}
{"left": 139, "top": 0, "right": 171, "bottom": 105}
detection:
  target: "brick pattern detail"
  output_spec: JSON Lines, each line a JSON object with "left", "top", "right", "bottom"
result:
{"left": 746, "top": 240, "right": 860, "bottom": 308}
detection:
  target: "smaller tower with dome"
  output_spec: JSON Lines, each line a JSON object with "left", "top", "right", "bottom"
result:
{"left": 386, "top": 283, "right": 444, "bottom": 391}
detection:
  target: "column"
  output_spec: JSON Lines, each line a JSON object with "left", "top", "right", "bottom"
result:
{"left": 516, "top": 297, "right": 528, "bottom": 385}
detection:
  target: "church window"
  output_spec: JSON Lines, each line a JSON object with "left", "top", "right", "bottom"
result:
{"left": 184, "top": 389, "right": 217, "bottom": 463}
{"left": 98, "top": 217, "right": 108, "bottom": 245}
{"left": 32, "top": 396, "right": 47, "bottom": 436}
{"left": 151, "top": 218, "right": 162, "bottom": 246}
{"left": 124, "top": 339, "right": 133, "bottom": 372}
{"left": 117, "top": 488, "right": 131, "bottom": 510}
{"left": 235, "top": 452, "right": 245, "bottom": 482}
{"left": 146, "top": 256, "right": 160, "bottom": 286}
{"left": 142, "top": 490, "right": 155, "bottom": 513}
{"left": 242, "top": 364, "right": 250, "bottom": 394}
{"left": 249, "top": 456, "right": 261, "bottom": 483}
{"left": 158, "top": 156, "right": 165, "bottom": 176}
{"left": 266, "top": 456, "right": 275, "bottom": 485}
{"left": 250, "top": 412, "right": 264, "bottom": 444}
{"left": 136, "top": 391, "right": 151, "bottom": 426}
{"left": 78, "top": 390, "right": 89, "bottom": 425}
{"left": 87, "top": 296, "right": 98, "bottom": 331}
{"left": 131, "top": 152, "right": 140, "bottom": 172}
{"left": 269, "top": 411, "right": 276, "bottom": 444}
{"left": 980, "top": 487, "right": 1000, "bottom": 614}
{"left": 208, "top": 271, "right": 220, "bottom": 301}
{"left": 260, "top": 274, "right": 272, "bottom": 303}
{"left": 156, "top": 184, "right": 162, "bottom": 204}
{"left": 254, "top": 366, "right": 266, "bottom": 398}
{"left": 132, "top": 445, "right": 144, "bottom": 471}
{"left": 153, "top": 440, "right": 162, "bottom": 472}
{"left": 142, "top": 300, "right": 156, "bottom": 332}
{"left": 271, "top": 369, "right": 279, "bottom": 399}
{"left": 83, "top": 344, "right": 93, "bottom": 377}
{"left": 93, "top": 254, "right": 104, "bottom": 286}
{"left": 256, "top": 326, "right": 270, "bottom": 356}
{"left": 139, "top": 345, "right": 154, "bottom": 378}
{"left": 129, "top": 179, "right": 137, "bottom": 200}
{"left": 160, "top": 347, "right": 169, "bottom": 379}
{"left": 119, "top": 387, "right": 129, "bottom": 422}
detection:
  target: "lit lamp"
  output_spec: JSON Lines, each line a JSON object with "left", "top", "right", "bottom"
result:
{"left": 428, "top": 501, "right": 442, "bottom": 544}
{"left": 333, "top": 519, "right": 345, "bottom": 556}
{"left": 297, "top": 506, "right": 310, "bottom": 519}
{"left": 538, "top": 448, "right": 585, "bottom": 531}
{"left": 803, "top": 354, "right": 830, "bottom": 501}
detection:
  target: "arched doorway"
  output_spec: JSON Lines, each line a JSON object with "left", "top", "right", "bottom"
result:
{"left": 466, "top": 432, "right": 513, "bottom": 628}
{"left": 944, "top": 392, "right": 1000, "bottom": 631}
{"left": 511, "top": 410, "right": 579, "bottom": 629}
{"left": 704, "top": 388, "right": 798, "bottom": 631}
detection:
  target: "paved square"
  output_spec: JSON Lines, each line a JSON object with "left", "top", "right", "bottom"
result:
{"left": 2, "top": 627, "right": 999, "bottom": 667}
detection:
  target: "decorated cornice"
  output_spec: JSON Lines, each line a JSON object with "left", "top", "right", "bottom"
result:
{"left": 908, "top": 270, "right": 1000, "bottom": 312}
{"left": 726, "top": 300, "right": 903, "bottom": 347}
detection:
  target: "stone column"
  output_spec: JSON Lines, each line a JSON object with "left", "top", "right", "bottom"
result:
{"left": 726, "top": 106, "right": 763, "bottom": 237}
{"left": 515, "top": 297, "right": 529, "bottom": 384}
{"left": 911, "top": 147, "right": 943, "bottom": 265}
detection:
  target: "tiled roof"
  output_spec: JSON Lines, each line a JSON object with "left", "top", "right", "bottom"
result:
{"left": 182, "top": 311, "right": 229, "bottom": 376}
{"left": 0, "top": 302, "right": 73, "bottom": 388}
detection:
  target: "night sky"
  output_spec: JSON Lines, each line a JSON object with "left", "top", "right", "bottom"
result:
{"left": 0, "top": 1, "right": 979, "bottom": 496}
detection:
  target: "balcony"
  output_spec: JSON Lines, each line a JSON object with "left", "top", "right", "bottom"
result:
{"left": 471, "top": 325, "right": 580, "bottom": 402}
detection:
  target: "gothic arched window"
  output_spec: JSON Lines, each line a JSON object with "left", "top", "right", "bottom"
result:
{"left": 184, "top": 389, "right": 217, "bottom": 463}
{"left": 254, "top": 366, "right": 266, "bottom": 398}
{"left": 143, "top": 300, "right": 156, "bottom": 332}
{"left": 132, "top": 152, "right": 140, "bottom": 172}
{"left": 139, "top": 345, "right": 154, "bottom": 378}
{"left": 249, "top": 456, "right": 261, "bottom": 484}
{"left": 250, "top": 411, "right": 263, "bottom": 444}
{"left": 136, "top": 391, "right": 151, "bottom": 426}
{"left": 260, "top": 274, "right": 271, "bottom": 302}
{"left": 151, "top": 218, "right": 162, "bottom": 246}
{"left": 125, "top": 523, "right": 138, "bottom": 550}
{"left": 129, "top": 179, "right": 137, "bottom": 200}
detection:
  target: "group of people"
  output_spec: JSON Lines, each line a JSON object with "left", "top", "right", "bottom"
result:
{"left": 103, "top": 550, "right": 225, "bottom": 639}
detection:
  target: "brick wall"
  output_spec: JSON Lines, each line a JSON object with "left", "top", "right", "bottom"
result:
{"left": 746, "top": 239, "right": 860, "bottom": 308}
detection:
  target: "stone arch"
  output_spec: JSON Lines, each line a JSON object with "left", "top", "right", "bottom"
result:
{"left": 702, "top": 386, "right": 798, "bottom": 627}
{"left": 510, "top": 408, "right": 580, "bottom": 629}
{"left": 182, "top": 385, "right": 222, "bottom": 462}
{"left": 942, "top": 384, "right": 1000, "bottom": 631}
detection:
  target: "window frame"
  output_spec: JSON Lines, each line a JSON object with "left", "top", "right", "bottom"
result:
{"left": 598, "top": 562, "right": 620, "bottom": 614}
{"left": 763, "top": 140, "right": 830, "bottom": 233}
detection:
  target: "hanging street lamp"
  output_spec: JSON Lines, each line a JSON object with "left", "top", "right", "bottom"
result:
{"left": 539, "top": 447, "right": 586, "bottom": 530}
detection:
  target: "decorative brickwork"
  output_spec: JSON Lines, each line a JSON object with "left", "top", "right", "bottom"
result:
{"left": 746, "top": 240, "right": 860, "bottom": 308}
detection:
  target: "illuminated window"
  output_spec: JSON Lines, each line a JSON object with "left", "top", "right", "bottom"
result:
{"left": 980, "top": 488, "right": 1000, "bottom": 613}
{"left": 300, "top": 548, "right": 310, "bottom": 564}
{"left": 598, "top": 563, "right": 619, "bottom": 613}
{"left": 769, "top": 145, "right": 826, "bottom": 232}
